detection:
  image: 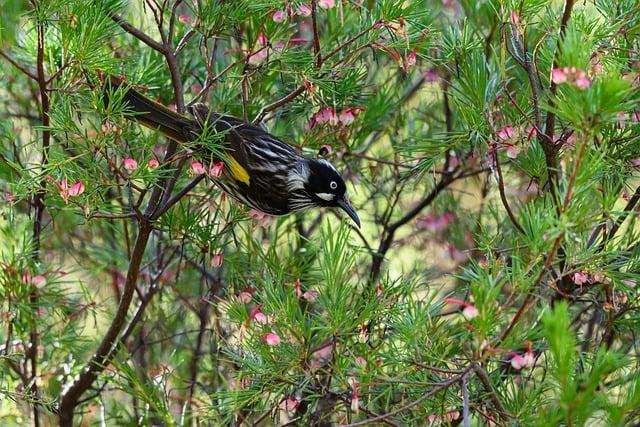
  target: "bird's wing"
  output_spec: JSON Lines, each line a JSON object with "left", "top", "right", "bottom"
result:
{"left": 189, "top": 103, "right": 298, "bottom": 188}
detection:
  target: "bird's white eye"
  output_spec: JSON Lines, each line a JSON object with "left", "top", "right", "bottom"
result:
{"left": 329, "top": 181, "right": 338, "bottom": 190}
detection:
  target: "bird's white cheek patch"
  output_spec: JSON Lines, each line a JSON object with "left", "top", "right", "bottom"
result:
{"left": 315, "top": 193, "right": 335, "bottom": 201}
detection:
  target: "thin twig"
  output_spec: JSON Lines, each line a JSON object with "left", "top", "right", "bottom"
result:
{"left": 109, "top": 12, "right": 165, "bottom": 52}
{"left": 342, "top": 370, "right": 469, "bottom": 426}
{"left": 493, "top": 152, "right": 526, "bottom": 235}
{"left": 472, "top": 364, "right": 512, "bottom": 420}
{"left": 0, "top": 49, "right": 37, "bottom": 80}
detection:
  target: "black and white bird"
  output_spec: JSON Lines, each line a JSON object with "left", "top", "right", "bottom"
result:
{"left": 105, "top": 77, "right": 360, "bottom": 227}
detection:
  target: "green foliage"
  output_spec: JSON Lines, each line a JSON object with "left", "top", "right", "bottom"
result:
{"left": 1, "top": 0, "right": 640, "bottom": 426}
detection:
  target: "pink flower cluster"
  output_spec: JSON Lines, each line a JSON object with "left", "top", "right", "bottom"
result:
{"left": 47, "top": 177, "right": 85, "bottom": 202}
{"left": 573, "top": 272, "right": 605, "bottom": 285}
{"left": 551, "top": 67, "right": 592, "bottom": 90}
{"left": 509, "top": 341, "right": 535, "bottom": 370}
{"left": 310, "top": 106, "right": 364, "bottom": 127}
{"left": 492, "top": 124, "right": 536, "bottom": 159}
{"left": 249, "top": 209, "right": 272, "bottom": 227}
{"left": 190, "top": 160, "right": 224, "bottom": 178}
{"left": 272, "top": 0, "right": 335, "bottom": 22}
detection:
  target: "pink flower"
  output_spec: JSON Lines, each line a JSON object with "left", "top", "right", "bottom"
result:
{"left": 147, "top": 159, "right": 159, "bottom": 169}
{"left": 263, "top": 332, "right": 281, "bottom": 346}
{"left": 506, "top": 145, "right": 522, "bottom": 159}
{"left": 338, "top": 107, "right": 364, "bottom": 125}
{"left": 279, "top": 397, "right": 299, "bottom": 413}
{"left": 553, "top": 67, "right": 592, "bottom": 89}
{"left": 238, "top": 290, "right": 253, "bottom": 304}
{"left": 632, "top": 111, "right": 640, "bottom": 122}
{"left": 249, "top": 209, "right": 272, "bottom": 227}
{"left": 310, "top": 107, "right": 338, "bottom": 127}
{"left": 630, "top": 159, "right": 640, "bottom": 167}
{"left": 249, "top": 305, "right": 268, "bottom": 324}
{"left": 510, "top": 350, "right": 535, "bottom": 370}
{"left": 190, "top": 161, "right": 206, "bottom": 175}
{"left": 525, "top": 126, "right": 536, "bottom": 140}
{"left": 302, "top": 290, "right": 319, "bottom": 302}
{"left": 462, "top": 304, "right": 479, "bottom": 320}
{"left": 68, "top": 181, "right": 85, "bottom": 197}
{"left": 293, "top": 278, "right": 302, "bottom": 297}
{"left": 348, "top": 377, "right": 359, "bottom": 413}
{"left": 496, "top": 125, "right": 516, "bottom": 141}
{"left": 257, "top": 32, "right": 268, "bottom": 46}
{"left": 375, "top": 283, "right": 383, "bottom": 297}
{"left": 209, "top": 161, "right": 224, "bottom": 177}
{"left": 573, "top": 272, "right": 589, "bottom": 285}
{"left": 303, "top": 78, "right": 317, "bottom": 94}
{"left": 510, "top": 11, "right": 520, "bottom": 26}
{"left": 318, "top": 0, "right": 335, "bottom": 9}
{"left": 123, "top": 158, "right": 138, "bottom": 171}
{"left": 404, "top": 49, "right": 417, "bottom": 70}
{"left": 297, "top": 4, "right": 312, "bottom": 16}
{"left": 339, "top": 109, "right": 357, "bottom": 125}
{"left": 444, "top": 298, "right": 478, "bottom": 319}
{"left": 551, "top": 67, "right": 568, "bottom": 84}
{"left": 272, "top": 10, "right": 287, "bottom": 22}
{"left": 211, "top": 252, "right": 223, "bottom": 268}
{"left": 575, "top": 73, "right": 592, "bottom": 90}
{"left": 31, "top": 274, "right": 46, "bottom": 288}
{"left": 5, "top": 191, "right": 15, "bottom": 202}
{"left": 178, "top": 15, "right": 191, "bottom": 24}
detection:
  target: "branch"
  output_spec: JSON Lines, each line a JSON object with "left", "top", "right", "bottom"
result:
{"left": 342, "top": 370, "right": 468, "bottom": 426}
{"left": 0, "top": 49, "right": 37, "bottom": 80}
{"left": 151, "top": 174, "right": 206, "bottom": 220}
{"left": 544, "top": 0, "right": 576, "bottom": 139}
{"left": 108, "top": 12, "right": 165, "bottom": 53}
{"left": 370, "top": 172, "right": 456, "bottom": 282}
{"left": 493, "top": 152, "right": 526, "bottom": 235}
{"left": 58, "top": 223, "right": 153, "bottom": 426}
{"left": 472, "top": 364, "right": 513, "bottom": 420}
{"left": 311, "top": 1, "right": 322, "bottom": 67}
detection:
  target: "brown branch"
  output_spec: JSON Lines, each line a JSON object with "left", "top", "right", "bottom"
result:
{"left": 342, "top": 369, "right": 469, "bottom": 426}
{"left": 544, "top": 0, "right": 576, "bottom": 138}
{"left": 493, "top": 152, "right": 526, "bottom": 235}
{"left": 369, "top": 172, "right": 456, "bottom": 282}
{"left": 472, "top": 364, "right": 513, "bottom": 420}
{"left": 311, "top": 1, "right": 322, "bottom": 67}
{"left": 58, "top": 223, "right": 153, "bottom": 426}
{"left": 26, "top": 18, "right": 53, "bottom": 427}
{"left": 151, "top": 174, "right": 206, "bottom": 219}
{"left": 0, "top": 49, "right": 37, "bottom": 80}
{"left": 253, "top": 86, "right": 306, "bottom": 123}
{"left": 109, "top": 12, "right": 165, "bottom": 53}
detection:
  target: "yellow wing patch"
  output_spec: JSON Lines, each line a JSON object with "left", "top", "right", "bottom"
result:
{"left": 227, "top": 154, "right": 250, "bottom": 186}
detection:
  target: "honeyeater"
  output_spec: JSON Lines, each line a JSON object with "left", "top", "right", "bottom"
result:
{"left": 105, "top": 77, "right": 360, "bottom": 227}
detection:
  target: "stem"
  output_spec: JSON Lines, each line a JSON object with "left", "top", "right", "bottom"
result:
{"left": 58, "top": 222, "right": 152, "bottom": 426}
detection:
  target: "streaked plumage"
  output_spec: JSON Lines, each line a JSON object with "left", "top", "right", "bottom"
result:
{"left": 104, "top": 77, "right": 360, "bottom": 226}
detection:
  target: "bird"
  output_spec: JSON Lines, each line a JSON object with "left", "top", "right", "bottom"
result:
{"left": 104, "top": 77, "right": 360, "bottom": 227}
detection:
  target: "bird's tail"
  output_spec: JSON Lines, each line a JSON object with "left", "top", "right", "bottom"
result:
{"left": 103, "top": 77, "right": 196, "bottom": 143}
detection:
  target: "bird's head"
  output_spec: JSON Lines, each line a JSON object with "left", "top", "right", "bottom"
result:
{"left": 288, "top": 159, "right": 360, "bottom": 227}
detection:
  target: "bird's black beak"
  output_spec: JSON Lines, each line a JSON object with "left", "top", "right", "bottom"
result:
{"left": 337, "top": 195, "right": 360, "bottom": 228}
